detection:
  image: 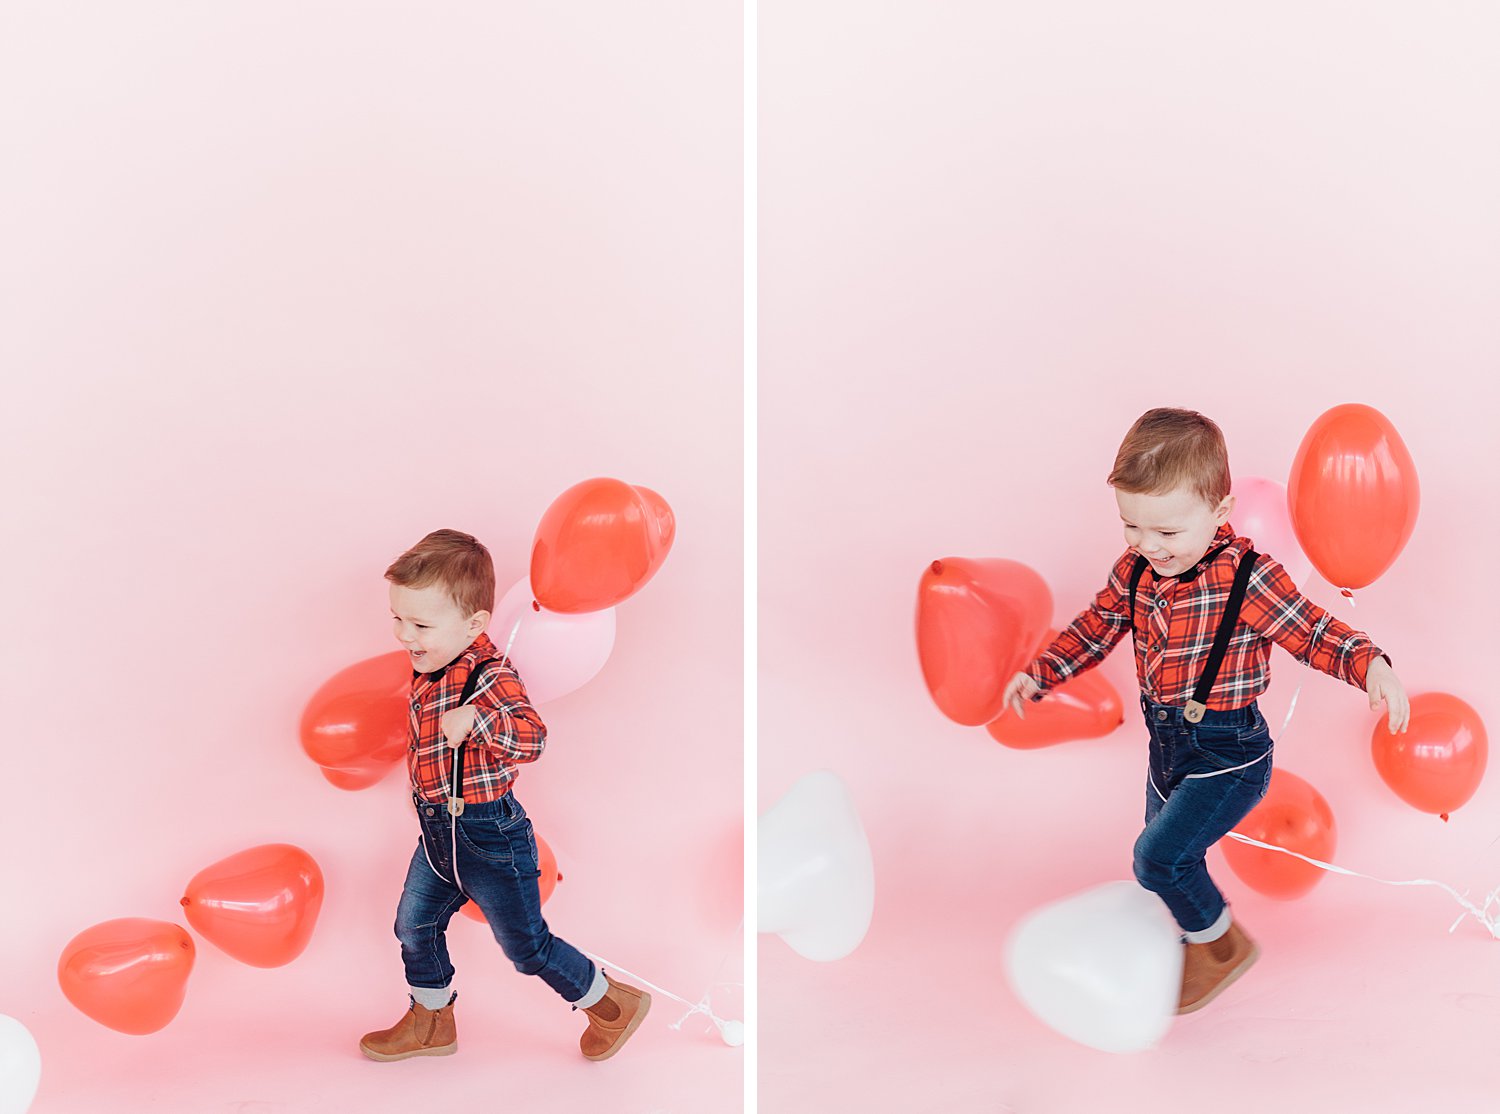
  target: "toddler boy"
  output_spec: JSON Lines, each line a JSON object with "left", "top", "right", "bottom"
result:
{"left": 1003, "top": 408, "right": 1409, "bottom": 1012}
{"left": 360, "top": 529, "right": 650, "bottom": 1061}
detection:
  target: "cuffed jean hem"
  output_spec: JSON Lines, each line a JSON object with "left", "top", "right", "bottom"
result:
{"left": 1183, "top": 906, "right": 1232, "bottom": 944}
{"left": 571, "top": 964, "right": 607, "bottom": 1009}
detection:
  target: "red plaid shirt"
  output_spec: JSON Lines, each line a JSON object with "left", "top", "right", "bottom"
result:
{"left": 406, "top": 632, "right": 546, "bottom": 804}
{"left": 1024, "top": 523, "right": 1388, "bottom": 710}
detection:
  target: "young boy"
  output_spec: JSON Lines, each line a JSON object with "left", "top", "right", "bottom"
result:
{"left": 360, "top": 528, "right": 650, "bottom": 1062}
{"left": 1002, "top": 408, "right": 1410, "bottom": 1014}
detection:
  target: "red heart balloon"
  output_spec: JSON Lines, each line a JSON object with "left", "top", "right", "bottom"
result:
{"left": 916, "top": 557, "right": 1052, "bottom": 726}
{"left": 460, "top": 832, "right": 562, "bottom": 924}
{"left": 58, "top": 919, "right": 195, "bottom": 1034}
{"left": 1222, "top": 768, "right": 1336, "bottom": 899}
{"left": 530, "top": 478, "right": 675, "bottom": 613}
{"left": 1288, "top": 403, "right": 1419, "bottom": 591}
{"left": 181, "top": 844, "right": 325, "bottom": 968}
{"left": 299, "top": 651, "right": 411, "bottom": 790}
{"left": 1371, "top": 692, "right": 1487, "bottom": 818}
{"left": 985, "top": 630, "right": 1124, "bottom": 748}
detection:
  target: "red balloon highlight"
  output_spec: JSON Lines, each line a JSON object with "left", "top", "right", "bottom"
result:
{"left": 530, "top": 478, "right": 675, "bottom": 613}
{"left": 299, "top": 651, "right": 412, "bottom": 790}
{"left": 917, "top": 557, "right": 1052, "bottom": 726}
{"left": 58, "top": 919, "right": 195, "bottom": 1034}
{"left": 1288, "top": 403, "right": 1419, "bottom": 591}
{"left": 1222, "top": 768, "right": 1336, "bottom": 900}
{"left": 181, "top": 844, "right": 325, "bottom": 968}
{"left": 1371, "top": 692, "right": 1487, "bottom": 817}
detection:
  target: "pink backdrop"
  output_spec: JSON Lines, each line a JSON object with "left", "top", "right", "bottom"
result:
{"left": 0, "top": 3, "right": 742, "bottom": 1111}
{"left": 762, "top": 2, "right": 1499, "bottom": 1111}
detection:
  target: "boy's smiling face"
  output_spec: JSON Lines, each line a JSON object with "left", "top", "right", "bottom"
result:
{"left": 1116, "top": 485, "right": 1235, "bottom": 577}
{"left": 389, "top": 582, "right": 489, "bottom": 673}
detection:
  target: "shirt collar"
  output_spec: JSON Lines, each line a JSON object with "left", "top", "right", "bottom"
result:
{"left": 1158, "top": 522, "right": 1241, "bottom": 585}
{"left": 412, "top": 631, "right": 496, "bottom": 685}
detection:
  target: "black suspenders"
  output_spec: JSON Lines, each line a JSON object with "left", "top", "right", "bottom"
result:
{"left": 447, "top": 657, "right": 497, "bottom": 817}
{"left": 1128, "top": 547, "right": 1259, "bottom": 723}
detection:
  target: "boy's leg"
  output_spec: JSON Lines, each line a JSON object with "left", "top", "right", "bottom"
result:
{"left": 1132, "top": 763, "right": 1268, "bottom": 934}
{"left": 360, "top": 839, "right": 468, "bottom": 1061}
{"left": 394, "top": 838, "right": 470, "bottom": 996}
{"left": 1133, "top": 763, "right": 1269, "bottom": 1012}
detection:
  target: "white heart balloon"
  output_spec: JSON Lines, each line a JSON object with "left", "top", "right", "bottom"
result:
{"left": 758, "top": 770, "right": 875, "bottom": 961}
{"left": 1005, "top": 881, "right": 1183, "bottom": 1053}
{"left": 493, "top": 577, "right": 616, "bottom": 705}
{"left": 0, "top": 1014, "right": 40, "bottom": 1114}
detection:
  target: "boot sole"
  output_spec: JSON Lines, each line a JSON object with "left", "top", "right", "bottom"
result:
{"left": 360, "top": 1041, "right": 457, "bottom": 1062}
{"left": 583, "top": 992, "right": 652, "bottom": 1062}
{"left": 1177, "top": 943, "right": 1260, "bottom": 1015}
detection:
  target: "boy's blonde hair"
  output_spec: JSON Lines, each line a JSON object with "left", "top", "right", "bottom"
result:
{"left": 1108, "top": 408, "right": 1231, "bottom": 507}
{"left": 385, "top": 529, "right": 496, "bottom": 618}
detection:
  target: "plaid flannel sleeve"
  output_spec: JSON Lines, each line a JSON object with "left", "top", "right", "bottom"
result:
{"left": 1024, "top": 552, "right": 1134, "bottom": 694}
{"left": 1239, "top": 556, "right": 1389, "bottom": 689}
{"left": 467, "top": 660, "right": 548, "bottom": 763}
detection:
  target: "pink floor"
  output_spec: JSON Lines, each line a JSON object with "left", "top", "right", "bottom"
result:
{"left": 759, "top": 673, "right": 1500, "bottom": 1113}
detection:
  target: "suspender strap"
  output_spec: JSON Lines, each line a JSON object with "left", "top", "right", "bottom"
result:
{"left": 1127, "top": 556, "right": 1149, "bottom": 640}
{"left": 1184, "top": 551, "right": 1259, "bottom": 723}
{"left": 447, "top": 657, "right": 497, "bottom": 817}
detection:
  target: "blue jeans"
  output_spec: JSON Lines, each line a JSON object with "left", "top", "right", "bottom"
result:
{"left": 395, "top": 790, "right": 596, "bottom": 1003}
{"left": 1133, "top": 696, "right": 1274, "bottom": 937}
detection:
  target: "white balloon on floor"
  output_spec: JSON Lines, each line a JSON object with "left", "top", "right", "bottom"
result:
{"left": 758, "top": 770, "right": 875, "bottom": 961}
{"left": 1004, "top": 881, "right": 1183, "bottom": 1053}
{"left": 493, "top": 577, "right": 616, "bottom": 704}
{"left": 0, "top": 1014, "right": 40, "bottom": 1114}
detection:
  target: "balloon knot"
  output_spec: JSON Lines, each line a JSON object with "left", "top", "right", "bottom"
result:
{"left": 1441, "top": 813, "right": 1450, "bottom": 823}
{"left": 931, "top": 560, "right": 944, "bottom": 576}
{"left": 1340, "top": 588, "right": 1354, "bottom": 598}
{"left": 531, "top": 599, "right": 541, "bottom": 612}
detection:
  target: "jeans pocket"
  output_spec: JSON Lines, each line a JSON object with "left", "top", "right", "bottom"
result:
{"left": 1188, "top": 723, "right": 1267, "bottom": 773}
{"left": 456, "top": 815, "right": 517, "bottom": 863}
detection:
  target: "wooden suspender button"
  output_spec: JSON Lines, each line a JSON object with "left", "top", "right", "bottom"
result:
{"left": 448, "top": 797, "right": 465, "bottom": 817}
{"left": 1184, "top": 700, "right": 1207, "bottom": 723}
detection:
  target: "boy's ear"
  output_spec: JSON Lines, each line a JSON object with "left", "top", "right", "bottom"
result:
{"left": 468, "top": 610, "right": 491, "bottom": 634}
{"left": 1216, "top": 494, "right": 1236, "bottom": 523}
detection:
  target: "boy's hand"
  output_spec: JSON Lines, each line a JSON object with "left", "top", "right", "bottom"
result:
{"left": 1003, "top": 672, "right": 1041, "bottom": 719}
{"left": 1366, "top": 658, "right": 1410, "bottom": 734}
{"left": 441, "top": 705, "right": 478, "bottom": 750}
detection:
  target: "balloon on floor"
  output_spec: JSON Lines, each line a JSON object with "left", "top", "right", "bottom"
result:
{"left": 1005, "top": 881, "right": 1182, "bottom": 1053}
{"left": 180, "top": 844, "right": 325, "bottom": 967}
{"left": 0, "top": 1014, "right": 41, "bottom": 1114}
{"left": 759, "top": 771, "right": 875, "bottom": 961}
{"left": 58, "top": 919, "right": 195, "bottom": 1034}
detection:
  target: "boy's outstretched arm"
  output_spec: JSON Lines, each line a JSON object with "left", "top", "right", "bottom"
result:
{"left": 1006, "top": 552, "right": 1136, "bottom": 719}
{"left": 1241, "top": 556, "right": 1409, "bottom": 733}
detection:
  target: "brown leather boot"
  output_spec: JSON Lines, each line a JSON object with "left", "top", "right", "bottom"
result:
{"left": 359, "top": 995, "right": 458, "bottom": 1061}
{"left": 579, "top": 975, "right": 651, "bottom": 1061}
{"left": 1177, "top": 920, "right": 1259, "bottom": 1014}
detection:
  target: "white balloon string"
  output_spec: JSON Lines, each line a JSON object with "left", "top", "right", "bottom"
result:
{"left": 1277, "top": 683, "right": 1303, "bottom": 743}
{"left": 583, "top": 947, "right": 745, "bottom": 1045}
{"left": 1223, "top": 831, "right": 1500, "bottom": 939}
